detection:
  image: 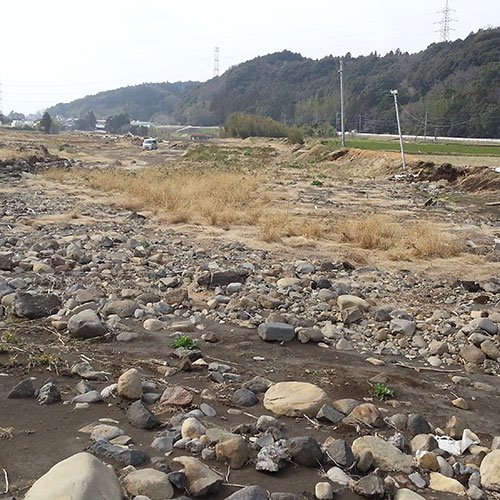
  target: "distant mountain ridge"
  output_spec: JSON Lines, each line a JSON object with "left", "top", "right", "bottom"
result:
{"left": 48, "top": 27, "right": 500, "bottom": 137}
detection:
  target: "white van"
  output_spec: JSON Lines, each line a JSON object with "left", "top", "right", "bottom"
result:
{"left": 142, "top": 138, "right": 158, "bottom": 150}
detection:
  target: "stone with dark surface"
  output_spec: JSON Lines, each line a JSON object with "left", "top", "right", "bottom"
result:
{"left": 127, "top": 400, "right": 161, "bottom": 429}
{"left": 286, "top": 436, "right": 324, "bottom": 467}
{"left": 37, "top": 382, "right": 61, "bottom": 405}
{"left": 197, "top": 270, "right": 248, "bottom": 288}
{"left": 7, "top": 378, "right": 36, "bottom": 399}
{"left": 407, "top": 414, "right": 432, "bottom": 436}
{"left": 257, "top": 322, "right": 296, "bottom": 342}
{"left": 232, "top": 388, "right": 258, "bottom": 407}
{"left": 13, "top": 292, "right": 60, "bottom": 319}
{"left": 324, "top": 439, "right": 355, "bottom": 468}
{"left": 87, "top": 438, "right": 147, "bottom": 466}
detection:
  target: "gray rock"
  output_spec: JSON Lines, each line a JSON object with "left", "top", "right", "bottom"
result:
{"left": 67, "top": 310, "right": 106, "bottom": 339}
{"left": 224, "top": 485, "right": 269, "bottom": 500}
{"left": 286, "top": 436, "right": 323, "bottom": 467}
{"left": 390, "top": 318, "right": 416, "bottom": 336}
{"left": 232, "top": 388, "right": 258, "bottom": 407}
{"left": 374, "top": 306, "right": 394, "bottom": 322}
{"left": 316, "top": 405, "right": 344, "bottom": 424}
{"left": 356, "top": 450, "right": 374, "bottom": 473}
{"left": 127, "top": 400, "right": 161, "bottom": 429}
{"left": 407, "top": 414, "right": 432, "bottom": 436}
{"left": 257, "top": 322, "right": 295, "bottom": 342}
{"left": 256, "top": 441, "right": 291, "bottom": 472}
{"left": 151, "top": 436, "right": 174, "bottom": 453}
{"left": 7, "top": 378, "right": 36, "bottom": 399}
{"left": 460, "top": 345, "right": 486, "bottom": 365}
{"left": 0, "top": 253, "right": 13, "bottom": 271}
{"left": 87, "top": 438, "right": 147, "bottom": 466}
{"left": 37, "top": 382, "right": 61, "bottom": 405}
{"left": 200, "top": 403, "right": 217, "bottom": 417}
{"left": 13, "top": 292, "right": 60, "bottom": 319}
{"left": 167, "top": 471, "right": 186, "bottom": 490}
{"left": 474, "top": 317, "right": 498, "bottom": 335}
{"left": 324, "top": 439, "right": 354, "bottom": 468}
{"left": 103, "top": 299, "right": 139, "bottom": 318}
{"left": 197, "top": 270, "right": 248, "bottom": 288}
{"left": 72, "top": 391, "right": 103, "bottom": 404}
{"left": 351, "top": 474, "right": 385, "bottom": 498}
{"left": 122, "top": 468, "right": 174, "bottom": 500}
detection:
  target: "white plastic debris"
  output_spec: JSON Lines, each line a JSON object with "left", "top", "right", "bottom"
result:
{"left": 435, "top": 429, "right": 479, "bottom": 455}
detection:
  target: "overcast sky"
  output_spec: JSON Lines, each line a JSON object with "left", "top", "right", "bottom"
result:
{"left": 1, "top": 0, "right": 499, "bottom": 115}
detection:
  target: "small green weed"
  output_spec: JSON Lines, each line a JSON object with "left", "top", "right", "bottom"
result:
{"left": 141, "top": 241, "right": 151, "bottom": 248}
{"left": 287, "top": 163, "right": 301, "bottom": 169}
{"left": 1, "top": 330, "right": 19, "bottom": 344}
{"left": 171, "top": 335, "right": 197, "bottom": 350}
{"left": 311, "top": 180, "right": 324, "bottom": 186}
{"left": 0, "top": 344, "right": 12, "bottom": 354}
{"left": 370, "top": 383, "right": 394, "bottom": 401}
{"left": 28, "top": 352, "right": 62, "bottom": 367}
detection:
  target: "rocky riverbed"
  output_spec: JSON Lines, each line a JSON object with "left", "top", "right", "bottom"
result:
{"left": 1, "top": 149, "right": 500, "bottom": 500}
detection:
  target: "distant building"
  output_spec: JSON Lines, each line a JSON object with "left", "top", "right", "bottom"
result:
{"left": 189, "top": 134, "right": 211, "bottom": 141}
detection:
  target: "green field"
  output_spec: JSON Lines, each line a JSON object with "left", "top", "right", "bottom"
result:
{"left": 325, "top": 138, "right": 500, "bottom": 156}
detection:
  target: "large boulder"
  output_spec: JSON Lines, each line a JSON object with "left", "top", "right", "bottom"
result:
{"left": 122, "top": 468, "right": 174, "bottom": 500}
{"left": 67, "top": 310, "right": 106, "bottom": 339}
{"left": 351, "top": 436, "right": 414, "bottom": 473}
{"left": 117, "top": 368, "right": 142, "bottom": 400}
{"left": 480, "top": 449, "right": 500, "bottom": 492}
{"left": 172, "top": 456, "right": 223, "bottom": 497}
{"left": 24, "top": 452, "right": 122, "bottom": 500}
{"left": 263, "top": 381, "right": 329, "bottom": 417}
{"left": 13, "top": 292, "right": 60, "bottom": 319}
{"left": 257, "top": 322, "right": 296, "bottom": 342}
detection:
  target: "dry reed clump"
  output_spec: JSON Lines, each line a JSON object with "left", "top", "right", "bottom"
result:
{"left": 257, "top": 211, "right": 327, "bottom": 243}
{"left": 334, "top": 214, "right": 463, "bottom": 259}
{"left": 43, "top": 167, "right": 266, "bottom": 226}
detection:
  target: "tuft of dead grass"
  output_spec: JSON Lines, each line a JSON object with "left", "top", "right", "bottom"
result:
{"left": 44, "top": 167, "right": 267, "bottom": 226}
{"left": 335, "top": 214, "right": 463, "bottom": 259}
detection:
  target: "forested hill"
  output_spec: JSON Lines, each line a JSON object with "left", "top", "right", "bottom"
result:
{"left": 49, "top": 82, "right": 196, "bottom": 123}
{"left": 49, "top": 27, "right": 500, "bottom": 137}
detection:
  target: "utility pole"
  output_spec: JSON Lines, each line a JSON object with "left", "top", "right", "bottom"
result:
{"left": 339, "top": 59, "right": 345, "bottom": 147}
{"left": 423, "top": 111, "right": 428, "bottom": 140}
{"left": 358, "top": 114, "right": 362, "bottom": 134}
{"left": 390, "top": 89, "right": 406, "bottom": 170}
{"left": 213, "top": 47, "right": 220, "bottom": 78}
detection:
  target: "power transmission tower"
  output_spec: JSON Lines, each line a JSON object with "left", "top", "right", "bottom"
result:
{"left": 390, "top": 89, "right": 406, "bottom": 170}
{"left": 339, "top": 59, "right": 345, "bottom": 147}
{"left": 436, "top": 0, "right": 455, "bottom": 42}
{"left": 213, "top": 47, "right": 220, "bottom": 77}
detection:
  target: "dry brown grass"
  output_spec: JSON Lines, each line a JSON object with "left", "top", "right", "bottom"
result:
{"left": 43, "top": 167, "right": 268, "bottom": 226}
{"left": 334, "top": 214, "right": 463, "bottom": 259}
{"left": 42, "top": 166, "right": 463, "bottom": 260}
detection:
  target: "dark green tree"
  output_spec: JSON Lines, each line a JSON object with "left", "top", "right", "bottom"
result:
{"left": 39, "top": 112, "right": 52, "bottom": 134}
{"left": 105, "top": 113, "right": 130, "bottom": 133}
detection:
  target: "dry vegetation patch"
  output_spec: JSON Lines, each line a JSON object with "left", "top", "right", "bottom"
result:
{"left": 335, "top": 214, "right": 464, "bottom": 259}
{"left": 44, "top": 166, "right": 270, "bottom": 226}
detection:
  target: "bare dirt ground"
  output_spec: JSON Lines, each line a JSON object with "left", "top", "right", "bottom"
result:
{"left": 1, "top": 128, "right": 500, "bottom": 499}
